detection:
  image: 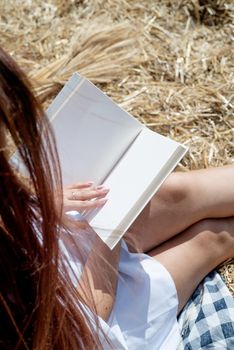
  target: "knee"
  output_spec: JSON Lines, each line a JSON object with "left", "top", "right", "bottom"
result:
{"left": 157, "top": 171, "right": 189, "bottom": 204}
{"left": 192, "top": 218, "right": 234, "bottom": 261}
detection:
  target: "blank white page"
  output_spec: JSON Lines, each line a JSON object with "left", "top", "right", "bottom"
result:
{"left": 90, "top": 127, "right": 187, "bottom": 248}
{"left": 47, "top": 73, "right": 142, "bottom": 185}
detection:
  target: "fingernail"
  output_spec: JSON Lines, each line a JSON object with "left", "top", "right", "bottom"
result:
{"left": 99, "top": 198, "right": 108, "bottom": 204}
{"left": 96, "top": 185, "right": 107, "bottom": 190}
{"left": 86, "top": 181, "right": 94, "bottom": 185}
{"left": 100, "top": 188, "right": 109, "bottom": 193}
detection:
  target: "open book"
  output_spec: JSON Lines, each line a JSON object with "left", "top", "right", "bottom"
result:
{"left": 46, "top": 73, "right": 187, "bottom": 249}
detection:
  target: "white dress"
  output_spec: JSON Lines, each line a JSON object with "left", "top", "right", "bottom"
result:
{"left": 99, "top": 241, "right": 181, "bottom": 350}
{"left": 61, "top": 226, "right": 181, "bottom": 350}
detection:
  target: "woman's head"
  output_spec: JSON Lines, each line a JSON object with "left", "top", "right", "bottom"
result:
{"left": 0, "top": 47, "right": 102, "bottom": 350}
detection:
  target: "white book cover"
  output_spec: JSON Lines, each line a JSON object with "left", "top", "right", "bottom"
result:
{"left": 11, "top": 73, "right": 188, "bottom": 249}
{"left": 47, "top": 73, "right": 188, "bottom": 249}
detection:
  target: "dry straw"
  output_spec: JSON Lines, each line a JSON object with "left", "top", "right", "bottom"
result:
{"left": 0, "top": 0, "right": 233, "bottom": 294}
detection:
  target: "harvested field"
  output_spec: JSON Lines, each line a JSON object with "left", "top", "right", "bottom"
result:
{"left": 0, "top": 0, "right": 233, "bottom": 295}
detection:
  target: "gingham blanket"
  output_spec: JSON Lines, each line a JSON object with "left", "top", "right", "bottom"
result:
{"left": 177, "top": 270, "right": 234, "bottom": 349}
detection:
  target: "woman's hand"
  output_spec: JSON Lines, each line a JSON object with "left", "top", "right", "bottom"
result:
{"left": 61, "top": 181, "right": 109, "bottom": 214}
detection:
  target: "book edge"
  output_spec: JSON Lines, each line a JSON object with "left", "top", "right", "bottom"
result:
{"left": 102, "top": 144, "right": 188, "bottom": 249}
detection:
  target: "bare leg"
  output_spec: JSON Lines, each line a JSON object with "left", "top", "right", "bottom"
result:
{"left": 125, "top": 165, "right": 234, "bottom": 252}
{"left": 148, "top": 217, "right": 234, "bottom": 314}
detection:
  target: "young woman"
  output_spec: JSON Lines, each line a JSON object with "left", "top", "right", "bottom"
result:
{"left": 0, "top": 45, "right": 233, "bottom": 349}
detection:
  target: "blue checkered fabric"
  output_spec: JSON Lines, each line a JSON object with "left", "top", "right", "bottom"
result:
{"left": 177, "top": 270, "right": 234, "bottom": 349}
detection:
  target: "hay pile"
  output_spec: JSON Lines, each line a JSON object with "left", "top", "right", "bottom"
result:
{"left": 0, "top": 0, "right": 233, "bottom": 294}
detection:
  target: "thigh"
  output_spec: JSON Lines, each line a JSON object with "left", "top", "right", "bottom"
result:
{"left": 126, "top": 166, "right": 234, "bottom": 253}
{"left": 148, "top": 218, "right": 234, "bottom": 314}
{"left": 125, "top": 172, "right": 202, "bottom": 253}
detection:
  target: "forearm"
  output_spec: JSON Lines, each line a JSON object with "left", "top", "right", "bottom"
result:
{"left": 77, "top": 234, "right": 121, "bottom": 322}
{"left": 59, "top": 181, "right": 120, "bottom": 321}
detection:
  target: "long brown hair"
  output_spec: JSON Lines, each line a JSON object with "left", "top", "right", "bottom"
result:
{"left": 0, "top": 47, "right": 104, "bottom": 349}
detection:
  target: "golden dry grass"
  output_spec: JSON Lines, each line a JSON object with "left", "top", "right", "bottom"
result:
{"left": 0, "top": 0, "right": 233, "bottom": 295}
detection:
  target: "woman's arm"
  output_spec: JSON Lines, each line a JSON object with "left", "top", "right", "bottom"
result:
{"left": 77, "top": 230, "right": 121, "bottom": 322}
{"left": 59, "top": 182, "right": 121, "bottom": 322}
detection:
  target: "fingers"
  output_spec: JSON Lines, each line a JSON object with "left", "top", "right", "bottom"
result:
{"left": 62, "top": 182, "right": 109, "bottom": 214}
{"left": 64, "top": 197, "right": 108, "bottom": 212}
{"left": 66, "top": 181, "right": 94, "bottom": 190}
{"left": 69, "top": 187, "right": 108, "bottom": 201}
